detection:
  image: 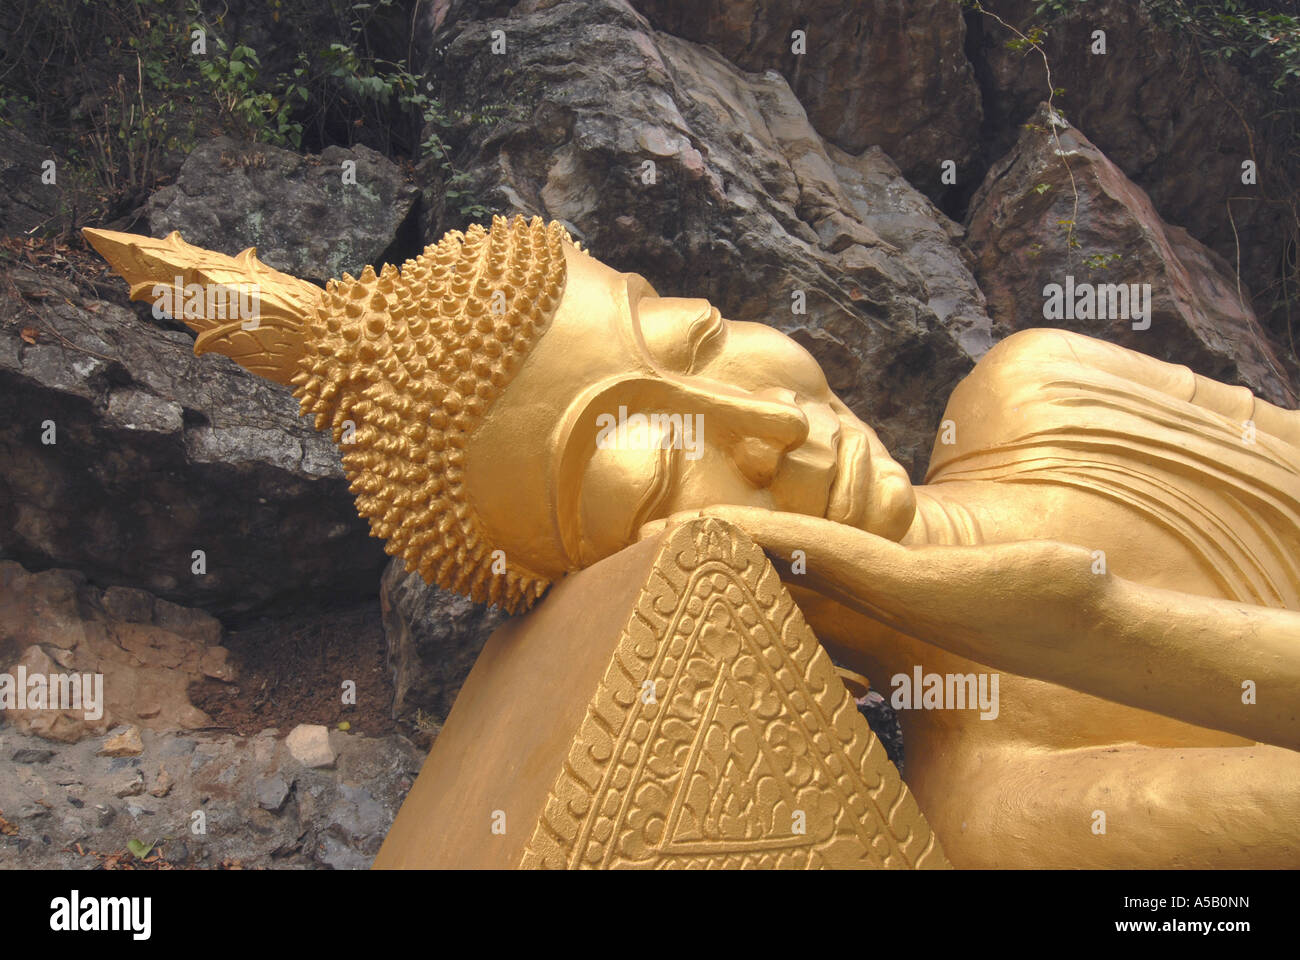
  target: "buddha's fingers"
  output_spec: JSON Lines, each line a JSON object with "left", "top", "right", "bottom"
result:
{"left": 638, "top": 505, "right": 900, "bottom": 571}
{"left": 639, "top": 505, "right": 969, "bottom": 628}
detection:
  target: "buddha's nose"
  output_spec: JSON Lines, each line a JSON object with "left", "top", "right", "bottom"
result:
{"left": 714, "top": 387, "right": 810, "bottom": 488}
{"left": 665, "top": 378, "right": 809, "bottom": 487}
{"left": 732, "top": 436, "right": 791, "bottom": 487}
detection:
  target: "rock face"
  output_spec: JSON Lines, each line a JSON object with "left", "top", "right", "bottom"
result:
{"left": 970, "top": 0, "right": 1289, "bottom": 334}
{"left": 0, "top": 725, "right": 424, "bottom": 870}
{"left": 379, "top": 559, "right": 507, "bottom": 727}
{"left": 0, "top": 561, "right": 231, "bottom": 740}
{"left": 829, "top": 145, "right": 992, "bottom": 360}
{"left": 966, "top": 106, "right": 1295, "bottom": 407}
{"left": 631, "top": 0, "right": 983, "bottom": 199}
{"left": 0, "top": 267, "right": 387, "bottom": 623}
{"left": 147, "top": 135, "right": 421, "bottom": 284}
{"left": 431, "top": 0, "right": 993, "bottom": 476}
{"left": 0, "top": 128, "right": 61, "bottom": 236}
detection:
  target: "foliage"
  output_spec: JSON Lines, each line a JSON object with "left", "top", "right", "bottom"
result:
{"left": 0, "top": 0, "right": 204, "bottom": 221}
{"left": 260, "top": 0, "right": 503, "bottom": 220}
{"left": 286, "top": 30, "right": 501, "bottom": 220}
{"left": 198, "top": 39, "right": 306, "bottom": 149}
{"left": 1146, "top": 1, "right": 1300, "bottom": 92}
{"left": 0, "top": 0, "right": 501, "bottom": 230}
{"left": 1028, "top": 0, "right": 1300, "bottom": 91}
{"left": 1083, "top": 251, "right": 1124, "bottom": 271}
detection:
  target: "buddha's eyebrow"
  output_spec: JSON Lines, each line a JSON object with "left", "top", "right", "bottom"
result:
{"left": 686, "top": 308, "right": 725, "bottom": 371}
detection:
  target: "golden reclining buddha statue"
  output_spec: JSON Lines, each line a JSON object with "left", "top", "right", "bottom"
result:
{"left": 85, "top": 215, "right": 1300, "bottom": 869}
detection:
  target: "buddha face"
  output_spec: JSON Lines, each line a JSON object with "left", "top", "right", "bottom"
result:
{"left": 466, "top": 244, "right": 916, "bottom": 581}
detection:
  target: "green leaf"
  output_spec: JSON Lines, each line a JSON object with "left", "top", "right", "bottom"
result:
{"left": 127, "top": 838, "right": 155, "bottom": 859}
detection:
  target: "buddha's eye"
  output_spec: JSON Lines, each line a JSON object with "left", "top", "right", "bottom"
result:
{"left": 637, "top": 297, "right": 726, "bottom": 373}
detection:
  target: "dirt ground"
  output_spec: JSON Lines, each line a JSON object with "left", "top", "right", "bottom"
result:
{"left": 188, "top": 600, "right": 404, "bottom": 739}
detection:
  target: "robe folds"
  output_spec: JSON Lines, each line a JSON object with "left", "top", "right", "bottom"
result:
{"left": 926, "top": 329, "right": 1300, "bottom": 609}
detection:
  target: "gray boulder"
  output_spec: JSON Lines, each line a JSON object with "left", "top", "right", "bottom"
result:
{"left": 966, "top": 106, "right": 1296, "bottom": 407}
{"left": 147, "top": 135, "right": 420, "bottom": 284}
{"left": 0, "top": 266, "right": 387, "bottom": 623}
{"left": 630, "top": 0, "right": 984, "bottom": 199}
{"left": 0, "top": 128, "right": 61, "bottom": 237}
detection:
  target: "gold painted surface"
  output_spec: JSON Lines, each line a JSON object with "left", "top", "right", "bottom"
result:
{"left": 79, "top": 228, "right": 321, "bottom": 385}
{"left": 518, "top": 518, "right": 946, "bottom": 869}
{"left": 87, "top": 216, "right": 1300, "bottom": 868}
{"left": 373, "top": 533, "right": 668, "bottom": 869}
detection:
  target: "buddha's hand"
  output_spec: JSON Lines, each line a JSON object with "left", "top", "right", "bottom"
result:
{"left": 637, "top": 505, "right": 843, "bottom": 563}
{"left": 637, "top": 504, "right": 941, "bottom": 622}
{"left": 638, "top": 504, "right": 1105, "bottom": 660}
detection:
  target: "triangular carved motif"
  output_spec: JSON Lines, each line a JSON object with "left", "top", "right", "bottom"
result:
{"left": 659, "top": 597, "right": 821, "bottom": 855}
{"left": 519, "top": 518, "right": 949, "bottom": 869}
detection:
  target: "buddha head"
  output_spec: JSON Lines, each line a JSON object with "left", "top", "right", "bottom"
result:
{"left": 85, "top": 215, "right": 916, "bottom": 612}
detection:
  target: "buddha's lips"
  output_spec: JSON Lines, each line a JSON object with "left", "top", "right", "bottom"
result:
{"left": 825, "top": 428, "right": 869, "bottom": 527}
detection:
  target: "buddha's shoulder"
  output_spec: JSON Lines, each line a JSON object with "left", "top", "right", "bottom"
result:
{"left": 973, "top": 327, "right": 1175, "bottom": 378}
{"left": 950, "top": 328, "right": 1194, "bottom": 408}
{"left": 929, "top": 328, "right": 1206, "bottom": 478}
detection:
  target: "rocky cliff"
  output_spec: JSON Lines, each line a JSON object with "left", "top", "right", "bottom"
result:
{"left": 1, "top": 0, "right": 1296, "bottom": 869}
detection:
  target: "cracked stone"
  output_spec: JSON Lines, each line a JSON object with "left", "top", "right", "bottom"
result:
{"left": 255, "top": 776, "right": 291, "bottom": 813}
{"left": 110, "top": 770, "right": 144, "bottom": 798}
{"left": 99, "top": 726, "right": 144, "bottom": 757}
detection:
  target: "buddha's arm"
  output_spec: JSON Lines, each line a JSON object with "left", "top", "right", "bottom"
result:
{"left": 643, "top": 507, "right": 1300, "bottom": 751}
{"left": 932, "top": 742, "right": 1300, "bottom": 868}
